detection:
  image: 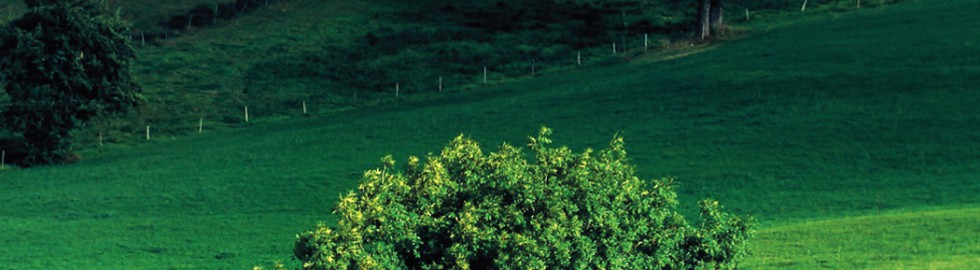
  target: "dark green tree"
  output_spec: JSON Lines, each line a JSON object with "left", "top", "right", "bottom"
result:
{"left": 294, "top": 128, "right": 751, "bottom": 269}
{"left": 0, "top": 0, "right": 141, "bottom": 165}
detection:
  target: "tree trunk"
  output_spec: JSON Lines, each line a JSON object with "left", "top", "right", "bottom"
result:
{"left": 710, "top": 0, "right": 724, "bottom": 31}
{"left": 696, "top": 0, "right": 711, "bottom": 41}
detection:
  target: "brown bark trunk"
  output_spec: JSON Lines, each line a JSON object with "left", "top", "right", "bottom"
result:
{"left": 710, "top": 0, "right": 724, "bottom": 31}
{"left": 696, "top": 0, "right": 711, "bottom": 41}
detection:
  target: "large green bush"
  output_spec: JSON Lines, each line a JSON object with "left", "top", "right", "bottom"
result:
{"left": 294, "top": 128, "right": 751, "bottom": 269}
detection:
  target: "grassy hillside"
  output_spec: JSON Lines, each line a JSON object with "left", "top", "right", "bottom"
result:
{"left": 4, "top": 0, "right": 875, "bottom": 145}
{"left": 72, "top": 0, "right": 866, "bottom": 144}
{"left": 1, "top": 0, "right": 978, "bottom": 269}
{"left": 747, "top": 207, "right": 980, "bottom": 269}
{"left": 113, "top": 0, "right": 648, "bottom": 141}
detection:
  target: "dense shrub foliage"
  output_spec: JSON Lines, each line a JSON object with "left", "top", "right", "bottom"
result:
{"left": 295, "top": 128, "right": 751, "bottom": 269}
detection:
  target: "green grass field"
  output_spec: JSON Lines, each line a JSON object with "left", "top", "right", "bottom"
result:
{"left": 1, "top": 0, "right": 979, "bottom": 269}
{"left": 746, "top": 207, "right": 979, "bottom": 269}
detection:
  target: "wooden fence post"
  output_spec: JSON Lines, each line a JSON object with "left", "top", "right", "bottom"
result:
{"left": 146, "top": 126, "right": 150, "bottom": 141}
{"left": 244, "top": 106, "right": 249, "bottom": 123}
{"left": 644, "top": 33, "right": 649, "bottom": 51}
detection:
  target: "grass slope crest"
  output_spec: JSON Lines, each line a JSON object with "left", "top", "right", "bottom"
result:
{"left": 293, "top": 128, "right": 751, "bottom": 269}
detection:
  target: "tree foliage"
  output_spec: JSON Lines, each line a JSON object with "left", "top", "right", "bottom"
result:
{"left": 0, "top": 0, "right": 141, "bottom": 165}
{"left": 295, "top": 128, "right": 751, "bottom": 269}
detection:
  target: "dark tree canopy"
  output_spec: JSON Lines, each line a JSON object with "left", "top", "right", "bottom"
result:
{"left": 0, "top": 0, "right": 141, "bottom": 165}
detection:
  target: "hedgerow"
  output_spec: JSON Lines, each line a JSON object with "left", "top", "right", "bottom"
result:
{"left": 294, "top": 128, "right": 750, "bottom": 269}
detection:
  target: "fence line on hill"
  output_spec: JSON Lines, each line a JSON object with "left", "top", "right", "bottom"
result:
{"left": 78, "top": 33, "right": 666, "bottom": 151}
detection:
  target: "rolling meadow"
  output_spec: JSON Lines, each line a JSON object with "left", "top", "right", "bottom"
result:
{"left": 0, "top": 0, "right": 977, "bottom": 268}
